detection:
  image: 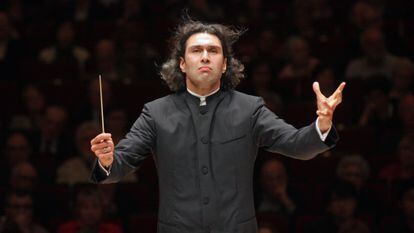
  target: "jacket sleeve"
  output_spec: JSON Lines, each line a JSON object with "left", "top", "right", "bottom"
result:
{"left": 90, "top": 104, "right": 156, "bottom": 183}
{"left": 251, "top": 97, "right": 338, "bottom": 160}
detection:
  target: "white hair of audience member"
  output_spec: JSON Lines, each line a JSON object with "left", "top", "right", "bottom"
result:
{"left": 336, "top": 154, "right": 371, "bottom": 181}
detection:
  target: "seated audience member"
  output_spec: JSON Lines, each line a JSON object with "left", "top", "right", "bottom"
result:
{"left": 0, "top": 191, "right": 48, "bottom": 233}
{"left": 57, "top": 185, "right": 123, "bottom": 233}
{"left": 9, "top": 162, "right": 38, "bottom": 192}
{"left": 379, "top": 136, "right": 414, "bottom": 183}
{"left": 56, "top": 122, "right": 100, "bottom": 185}
{"left": 258, "top": 158, "right": 301, "bottom": 216}
{"left": 278, "top": 36, "right": 319, "bottom": 81}
{"left": 1, "top": 132, "right": 32, "bottom": 184}
{"left": 305, "top": 181, "right": 371, "bottom": 233}
{"left": 345, "top": 28, "right": 397, "bottom": 80}
{"left": 382, "top": 180, "right": 414, "bottom": 233}
{"left": 389, "top": 58, "right": 414, "bottom": 101}
{"left": 358, "top": 76, "right": 396, "bottom": 127}
{"left": 336, "top": 155, "right": 378, "bottom": 214}
{"left": 38, "top": 21, "right": 89, "bottom": 71}
{"left": 84, "top": 39, "right": 121, "bottom": 83}
{"left": 250, "top": 61, "right": 283, "bottom": 114}
{"left": 9, "top": 84, "right": 46, "bottom": 133}
{"left": 56, "top": 122, "right": 136, "bottom": 185}
{"left": 33, "top": 106, "right": 73, "bottom": 161}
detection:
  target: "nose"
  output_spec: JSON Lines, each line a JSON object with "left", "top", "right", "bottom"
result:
{"left": 201, "top": 50, "right": 209, "bottom": 63}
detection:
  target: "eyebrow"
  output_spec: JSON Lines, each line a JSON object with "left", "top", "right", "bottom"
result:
{"left": 188, "top": 45, "right": 222, "bottom": 50}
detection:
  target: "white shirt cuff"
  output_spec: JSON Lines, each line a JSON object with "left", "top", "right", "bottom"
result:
{"left": 98, "top": 160, "right": 111, "bottom": 176}
{"left": 315, "top": 118, "right": 331, "bottom": 141}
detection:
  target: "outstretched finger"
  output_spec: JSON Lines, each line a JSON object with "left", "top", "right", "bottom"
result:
{"left": 333, "top": 82, "right": 346, "bottom": 98}
{"left": 313, "top": 82, "right": 326, "bottom": 100}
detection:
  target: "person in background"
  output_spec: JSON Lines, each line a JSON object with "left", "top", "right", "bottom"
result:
{"left": 0, "top": 191, "right": 49, "bottom": 233}
{"left": 38, "top": 21, "right": 89, "bottom": 71}
{"left": 9, "top": 162, "right": 38, "bottom": 192}
{"left": 8, "top": 84, "right": 46, "bottom": 133}
{"left": 1, "top": 132, "right": 32, "bottom": 185}
{"left": 57, "top": 122, "right": 136, "bottom": 185}
{"left": 258, "top": 158, "right": 301, "bottom": 216}
{"left": 345, "top": 28, "right": 397, "bottom": 80}
{"left": 57, "top": 185, "right": 123, "bottom": 233}
{"left": 382, "top": 179, "right": 414, "bottom": 233}
{"left": 336, "top": 154, "right": 378, "bottom": 214}
{"left": 305, "top": 181, "right": 371, "bottom": 233}
{"left": 379, "top": 136, "right": 414, "bottom": 183}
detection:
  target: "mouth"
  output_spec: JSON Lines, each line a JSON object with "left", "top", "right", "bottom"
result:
{"left": 199, "top": 66, "right": 212, "bottom": 72}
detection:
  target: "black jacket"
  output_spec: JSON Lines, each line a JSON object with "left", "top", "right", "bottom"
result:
{"left": 91, "top": 89, "right": 338, "bottom": 233}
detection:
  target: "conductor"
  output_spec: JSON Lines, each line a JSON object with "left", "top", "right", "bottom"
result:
{"left": 90, "top": 19, "right": 345, "bottom": 233}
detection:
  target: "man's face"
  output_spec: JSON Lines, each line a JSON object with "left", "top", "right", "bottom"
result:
{"left": 77, "top": 195, "right": 103, "bottom": 227}
{"left": 180, "top": 33, "right": 227, "bottom": 92}
{"left": 328, "top": 197, "right": 357, "bottom": 221}
{"left": 6, "top": 134, "right": 31, "bottom": 166}
{"left": 11, "top": 163, "right": 38, "bottom": 191}
{"left": 260, "top": 160, "right": 287, "bottom": 197}
{"left": 6, "top": 195, "right": 33, "bottom": 227}
{"left": 340, "top": 164, "right": 365, "bottom": 190}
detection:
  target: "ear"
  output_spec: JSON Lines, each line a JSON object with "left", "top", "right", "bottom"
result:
{"left": 222, "top": 57, "right": 227, "bottom": 74}
{"left": 179, "top": 57, "right": 186, "bottom": 73}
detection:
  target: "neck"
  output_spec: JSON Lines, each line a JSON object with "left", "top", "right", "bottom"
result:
{"left": 186, "top": 82, "right": 220, "bottom": 96}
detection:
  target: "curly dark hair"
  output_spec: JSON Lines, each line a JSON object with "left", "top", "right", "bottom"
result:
{"left": 160, "top": 19, "right": 246, "bottom": 92}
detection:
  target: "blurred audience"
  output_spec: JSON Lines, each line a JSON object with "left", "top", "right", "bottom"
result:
{"left": 73, "top": 78, "right": 114, "bottom": 125}
{"left": 9, "top": 162, "right": 38, "bottom": 192}
{"left": 57, "top": 185, "right": 123, "bottom": 233}
{"left": 336, "top": 154, "right": 379, "bottom": 214}
{"left": 397, "top": 94, "right": 414, "bottom": 138}
{"left": 278, "top": 36, "right": 319, "bottom": 81}
{"left": 358, "top": 76, "right": 396, "bottom": 127}
{"left": 382, "top": 180, "right": 414, "bottom": 233}
{"left": 105, "top": 108, "right": 128, "bottom": 145}
{"left": 379, "top": 136, "right": 414, "bottom": 183}
{"left": 258, "top": 158, "right": 301, "bottom": 216}
{"left": 56, "top": 121, "right": 137, "bottom": 185}
{"left": 0, "top": 0, "right": 412, "bottom": 230}
{"left": 250, "top": 61, "right": 283, "bottom": 114}
{"left": 305, "top": 181, "right": 371, "bottom": 233}
{"left": 0, "top": 190, "right": 49, "bottom": 233}
{"left": 389, "top": 58, "right": 414, "bottom": 101}
{"left": 85, "top": 39, "right": 120, "bottom": 82}
{"left": 0, "top": 11, "right": 24, "bottom": 82}
{"left": 38, "top": 21, "right": 89, "bottom": 71}
{"left": 345, "top": 28, "right": 397, "bottom": 80}
{"left": 1, "top": 132, "right": 32, "bottom": 184}
{"left": 9, "top": 84, "right": 46, "bottom": 133}
{"left": 33, "top": 106, "right": 72, "bottom": 160}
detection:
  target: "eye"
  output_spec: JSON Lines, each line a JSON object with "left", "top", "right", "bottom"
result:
{"left": 209, "top": 48, "right": 218, "bottom": 53}
{"left": 192, "top": 48, "right": 202, "bottom": 53}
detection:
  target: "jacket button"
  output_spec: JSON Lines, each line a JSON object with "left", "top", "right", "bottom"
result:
{"left": 201, "top": 136, "right": 209, "bottom": 144}
{"left": 202, "top": 166, "right": 208, "bottom": 175}
{"left": 203, "top": 197, "right": 210, "bottom": 205}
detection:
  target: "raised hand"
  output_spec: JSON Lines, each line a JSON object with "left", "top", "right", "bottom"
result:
{"left": 90, "top": 133, "right": 114, "bottom": 167}
{"left": 313, "top": 82, "right": 346, "bottom": 133}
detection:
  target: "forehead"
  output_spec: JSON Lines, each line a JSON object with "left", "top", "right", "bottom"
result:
{"left": 185, "top": 33, "right": 222, "bottom": 48}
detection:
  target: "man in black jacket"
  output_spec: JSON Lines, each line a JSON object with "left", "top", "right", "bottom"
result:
{"left": 90, "top": 19, "right": 345, "bottom": 233}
